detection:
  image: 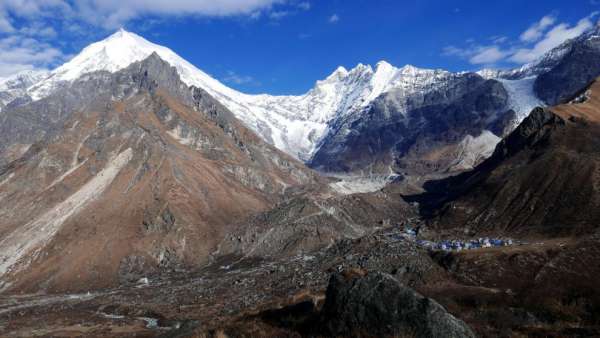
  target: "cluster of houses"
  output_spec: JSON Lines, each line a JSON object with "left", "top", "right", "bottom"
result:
{"left": 383, "top": 225, "right": 515, "bottom": 252}
{"left": 416, "top": 238, "right": 514, "bottom": 251}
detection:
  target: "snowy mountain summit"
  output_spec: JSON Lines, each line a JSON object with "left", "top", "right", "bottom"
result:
{"left": 13, "top": 27, "right": 592, "bottom": 170}
{"left": 22, "top": 29, "right": 493, "bottom": 162}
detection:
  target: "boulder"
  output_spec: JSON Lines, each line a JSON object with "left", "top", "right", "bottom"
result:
{"left": 321, "top": 272, "right": 475, "bottom": 338}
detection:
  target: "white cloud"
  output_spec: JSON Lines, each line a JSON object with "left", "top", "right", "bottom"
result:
{"left": 0, "top": 63, "right": 39, "bottom": 77}
{"left": 78, "top": 0, "right": 285, "bottom": 28}
{"left": 510, "top": 14, "right": 597, "bottom": 63}
{"left": 0, "top": 0, "right": 286, "bottom": 29}
{"left": 443, "top": 12, "right": 600, "bottom": 66}
{"left": 297, "top": 2, "right": 311, "bottom": 11}
{"left": 470, "top": 46, "right": 509, "bottom": 64}
{"left": 520, "top": 14, "right": 556, "bottom": 42}
{"left": 0, "top": 34, "right": 64, "bottom": 76}
{"left": 269, "top": 10, "right": 289, "bottom": 20}
{"left": 223, "top": 70, "right": 258, "bottom": 85}
{"left": 443, "top": 44, "right": 511, "bottom": 65}
{"left": 0, "top": 0, "right": 72, "bottom": 19}
{"left": 20, "top": 23, "right": 57, "bottom": 38}
{"left": 329, "top": 14, "right": 339, "bottom": 23}
{"left": 0, "top": 11, "right": 14, "bottom": 32}
{"left": 0, "top": 0, "right": 297, "bottom": 76}
{"left": 491, "top": 36, "right": 508, "bottom": 44}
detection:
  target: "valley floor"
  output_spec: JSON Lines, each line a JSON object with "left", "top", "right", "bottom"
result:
{"left": 1, "top": 225, "right": 599, "bottom": 338}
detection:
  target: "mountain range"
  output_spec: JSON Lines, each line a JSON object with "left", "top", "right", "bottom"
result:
{"left": 4, "top": 27, "right": 600, "bottom": 181}
{"left": 1, "top": 23, "right": 600, "bottom": 338}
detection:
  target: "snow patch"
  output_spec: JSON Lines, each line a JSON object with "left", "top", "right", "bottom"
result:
{"left": 0, "top": 148, "right": 133, "bottom": 277}
{"left": 329, "top": 173, "right": 398, "bottom": 195}
{"left": 451, "top": 130, "right": 501, "bottom": 171}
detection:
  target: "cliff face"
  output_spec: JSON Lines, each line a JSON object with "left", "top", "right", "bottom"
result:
{"left": 310, "top": 74, "right": 513, "bottom": 175}
{"left": 0, "top": 54, "right": 319, "bottom": 293}
{"left": 534, "top": 30, "right": 600, "bottom": 105}
{"left": 411, "top": 79, "right": 600, "bottom": 237}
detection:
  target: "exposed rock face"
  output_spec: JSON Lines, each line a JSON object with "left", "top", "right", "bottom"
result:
{"left": 321, "top": 272, "right": 475, "bottom": 338}
{"left": 217, "top": 191, "right": 414, "bottom": 258}
{"left": 534, "top": 28, "right": 600, "bottom": 105}
{"left": 310, "top": 73, "right": 512, "bottom": 175}
{"left": 412, "top": 79, "right": 600, "bottom": 237}
{"left": 0, "top": 53, "right": 319, "bottom": 293}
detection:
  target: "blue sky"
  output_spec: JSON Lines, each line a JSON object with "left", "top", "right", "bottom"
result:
{"left": 0, "top": 0, "right": 597, "bottom": 94}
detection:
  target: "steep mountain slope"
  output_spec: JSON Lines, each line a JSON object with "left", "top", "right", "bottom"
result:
{"left": 15, "top": 29, "right": 540, "bottom": 169}
{"left": 10, "top": 27, "right": 600, "bottom": 182}
{"left": 0, "top": 54, "right": 319, "bottom": 293}
{"left": 534, "top": 27, "right": 600, "bottom": 105}
{"left": 309, "top": 73, "right": 515, "bottom": 174}
{"left": 480, "top": 26, "right": 600, "bottom": 106}
{"left": 411, "top": 79, "right": 600, "bottom": 237}
{"left": 310, "top": 26, "right": 600, "bottom": 176}
{"left": 26, "top": 30, "right": 438, "bottom": 162}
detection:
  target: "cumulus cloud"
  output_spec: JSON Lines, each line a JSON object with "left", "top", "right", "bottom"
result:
{"left": 75, "top": 0, "right": 285, "bottom": 28}
{"left": 329, "top": 14, "right": 340, "bottom": 23}
{"left": 443, "top": 45, "right": 510, "bottom": 65}
{"left": 510, "top": 13, "right": 597, "bottom": 63}
{"left": 0, "top": 0, "right": 286, "bottom": 29}
{"left": 0, "top": 11, "right": 14, "bottom": 33}
{"left": 443, "top": 12, "right": 599, "bottom": 67}
{"left": 469, "top": 46, "right": 510, "bottom": 64}
{"left": 0, "top": 35, "right": 65, "bottom": 76}
{"left": 520, "top": 15, "right": 556, "bottom": 42}
{"left": 0, "top": 0, "right": 298, "bottom": 77}
{"left": 20, "top": 23, "right": 57, "bottom": 38}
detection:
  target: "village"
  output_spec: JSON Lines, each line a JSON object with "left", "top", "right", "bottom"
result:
{"left": 384, "top": 225, "right": 516, "bottom": 252}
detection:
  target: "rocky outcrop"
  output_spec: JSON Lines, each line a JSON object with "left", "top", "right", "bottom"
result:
{"left": 534, "top": 28, "right": 600, "bottom": 105}
{"left": 411, "top": 79, "right": 600, "bottom": 237}
{"left": 321, "top": 272, "right": 475, "bottom": 338}
{"left": 217, "top": 192, "right": 414, "bottom": 258}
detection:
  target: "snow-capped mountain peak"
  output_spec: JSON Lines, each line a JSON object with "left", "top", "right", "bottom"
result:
{"left": 28, "top": 29, "right": 235, "bottom": 101}
{"left": 18, "top": 28, "right": 559, "bottom": 163}
{"left": 22, "top": 30, "right": 474, "bottom": 161}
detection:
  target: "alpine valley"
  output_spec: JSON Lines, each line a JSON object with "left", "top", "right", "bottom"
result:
{"left": 1, "top": 23, "right": 600, "bottom": 338}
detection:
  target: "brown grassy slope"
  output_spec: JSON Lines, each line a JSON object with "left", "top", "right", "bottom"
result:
{"left": 409, "top": 78, "right": 600, "bottom": 238}
{"left": 0, "top": 85, "right": 318, "bottom": 294}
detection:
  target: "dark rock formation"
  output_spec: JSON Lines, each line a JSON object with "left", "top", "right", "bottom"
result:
{"left": 321, "top": 272, "right": 475, "bottom": 338}
{"left": 310, "top": 73, "right": 512, "bottom": 175}
{"left": 410, "top": 80, "right": 600, "bottom": 237}
{"left": 534, "top": 29, "right": 600, "bottom": 105}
